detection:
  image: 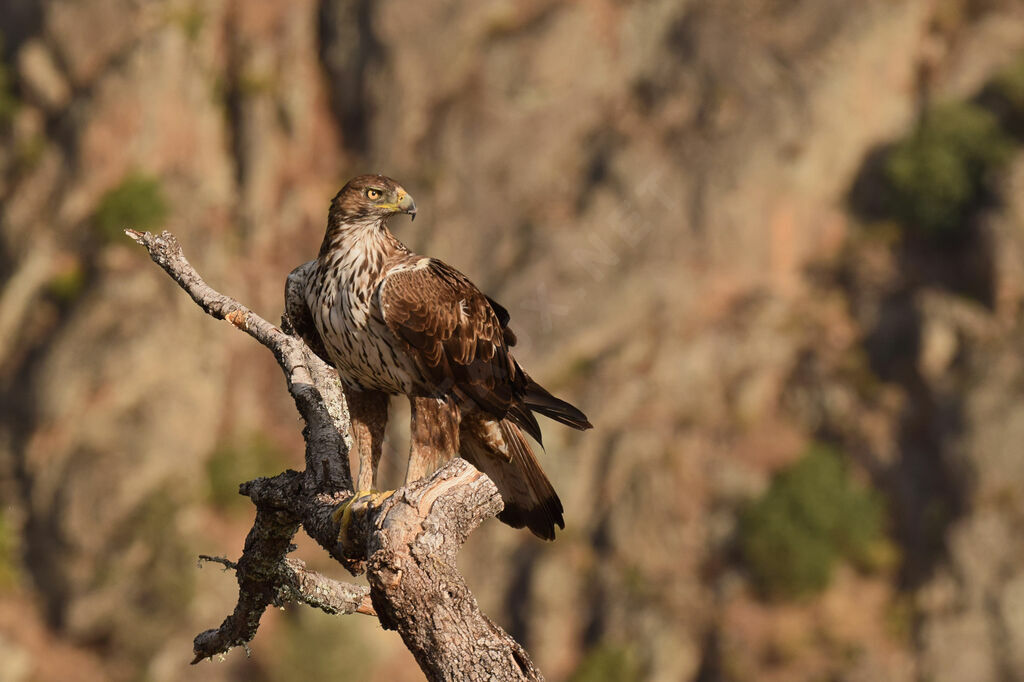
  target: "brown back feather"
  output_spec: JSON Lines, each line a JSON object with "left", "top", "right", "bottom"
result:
{"left": 379, "top": 258, "right": 526, "bottom": 421}
{"left": 379, "top": 257, "right": 589, "bottom": 443}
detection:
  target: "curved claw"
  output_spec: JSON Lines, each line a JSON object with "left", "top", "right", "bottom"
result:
{"left": 333, "top": 489, "right": 396, "bottom": 543}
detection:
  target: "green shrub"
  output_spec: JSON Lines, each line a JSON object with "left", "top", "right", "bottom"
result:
{"left": 882, "top": 102, "right": 1012, "bottom": 235}
{"left": 568, "top": 645, "right": 641, "bottom": 682}
{"left": 0, "top": 35, "right": 17, "bottom": 129}
{"left": 126, "top": 487, "right": 196, "bottom": 611}
{"left": 47, "top": 258, "right": 86, "bottom": 303}
{"left": 988, "top": 53, "right": 1024, "bottom": 131}
{"left": 93, "top": 173, "right": 169, "bottom": 243}
{"left": 14, "top": 134, "right": 46, "bottom": 175}
{"left": 993, "top": 57, "right": 1024, "bottom": 110}
{"left": 270, "top": 610, "right": 376, "bottom": 682}
{"left": 102, "top": 486, "right": 196, "bottom": 658}
{"left": 739, "top": 444, "right": 887, "bottom": 599}
{"left": 238, "top": 70, "right": 276, "bottom": 96}
{"left": 206, "top": 432, "right": 290, "bottom": 512}
{"left": 168, "top": 5, "right": 205, "bottom": 43}
{"left": 0, "top": 70, "right": 17, "bottom": 128}
{"left": 0, "top": 510, "right": 19, "bottom": 591}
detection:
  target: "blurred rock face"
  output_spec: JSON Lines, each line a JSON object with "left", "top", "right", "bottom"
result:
{"left": 1, "top": 1, "right": 1023, "bottom": 681}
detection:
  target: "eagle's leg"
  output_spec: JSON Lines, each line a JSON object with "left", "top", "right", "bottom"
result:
{"left": 406, "top": 396, "right": 460, "bottom": 484}
{"left": 333, "top": 388, "right": 391, "bottom": 551}
{"left": 345, "top": 387, "right": 390, "bottom": 492}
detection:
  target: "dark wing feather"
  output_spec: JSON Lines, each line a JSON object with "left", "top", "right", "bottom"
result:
{"left": 485, "top": 295, "right": 511, "bottom": 327}
{"left": 522, "top": 372, "right": 593, "bottom": 431}
{"left": 379, "top": 259, "right": 534, "bottom": 433}
{"left": 485, "top": 295, "right": 517, "bottom": 346}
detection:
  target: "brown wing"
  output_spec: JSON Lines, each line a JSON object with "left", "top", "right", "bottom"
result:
{"left": 377, "top": 258, "right": 528, "bottom": 424}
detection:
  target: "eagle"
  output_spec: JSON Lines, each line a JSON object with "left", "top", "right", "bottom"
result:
{"left": 286, "top": 174, "right": 591, "bottom": 540}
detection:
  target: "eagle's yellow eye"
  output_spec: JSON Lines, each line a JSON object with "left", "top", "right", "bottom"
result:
{"left": 366, "top": 188, "right": 382, "bottom": 200}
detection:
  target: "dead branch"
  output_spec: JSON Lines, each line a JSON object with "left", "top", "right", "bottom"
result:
{"left": 128, "top": 229, "right": 543, "bottom": 681}
{"left": 197, "top": 555, "right": 237, "bottom": 570}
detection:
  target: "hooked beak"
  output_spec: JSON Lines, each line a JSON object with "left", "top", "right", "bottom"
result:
{"left": 396, "top": 189, "right": 417, "bottom": 221}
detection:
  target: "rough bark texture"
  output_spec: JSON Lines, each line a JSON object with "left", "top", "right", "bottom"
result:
{"left": 366, "top": 461, "right": 542, "bottom": 681}
{"left": 127, "top": 229, "right": 542, "bottom": 681}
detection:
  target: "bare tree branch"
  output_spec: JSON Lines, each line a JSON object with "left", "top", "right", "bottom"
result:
{"left": 127, "top": 229, "right": 544, "bottom": 681}
{"left": 364, "top": 459, "right": 544, "bottom": 681}
{"left": 197, "top": 555, "right": 238, "bottom": 570}
{"left": 277, "top": 557, "right": 376, "bottom": 617}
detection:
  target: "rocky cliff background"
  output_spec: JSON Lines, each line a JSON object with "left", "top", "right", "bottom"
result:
{"left": 1, "top": 1, "right": 1024, "bottom": 680}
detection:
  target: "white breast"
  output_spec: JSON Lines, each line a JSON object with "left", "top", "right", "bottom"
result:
{"left": 306, "top": 250, "right": 416, "bottom": 394}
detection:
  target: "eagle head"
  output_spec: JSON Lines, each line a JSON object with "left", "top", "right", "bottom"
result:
{"left": 330, "top": 174, "right": 417, "bottom": 224}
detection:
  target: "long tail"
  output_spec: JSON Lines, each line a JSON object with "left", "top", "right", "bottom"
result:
{"left": 522, "top": 376, "right": 593, "bottom": 431}
{"left": 459, "top": 416, "right": 564, "bottom": 540}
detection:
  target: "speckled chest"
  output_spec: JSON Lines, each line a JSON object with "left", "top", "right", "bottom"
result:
{"left": 305, "top": 247, "right": 417, "bottom": 395}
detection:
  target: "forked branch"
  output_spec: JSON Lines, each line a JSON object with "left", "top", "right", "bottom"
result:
{"left": 127, "top": 230, "right": 542, "bottom": 681}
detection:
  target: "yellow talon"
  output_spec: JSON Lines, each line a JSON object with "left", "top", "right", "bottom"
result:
{"left": 332, "top": 489, "right": 371, "bottom": 524}
{"left": 333, "top": 489, "right": 396, "bottom": 542}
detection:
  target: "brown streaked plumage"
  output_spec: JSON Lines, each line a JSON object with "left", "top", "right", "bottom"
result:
{"left": 294, "top": 174, "right": 592, "bottom": 539}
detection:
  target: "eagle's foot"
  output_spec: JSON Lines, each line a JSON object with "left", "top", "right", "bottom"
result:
{"left": 332, "top": 489, "right": 395, "bottom": 544}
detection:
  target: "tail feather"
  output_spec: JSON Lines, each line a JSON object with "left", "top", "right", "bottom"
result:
{"left": 459, "top": 417, "right": 564, "bottom": 540}
{"left": 523, "top": 378, "right": 593, "bottom": 432}
{"left": 498, "top": 421, "right": 564, "bottom": 535}
{"left": 507, "top": 403, "right": 544, "bottom": 445}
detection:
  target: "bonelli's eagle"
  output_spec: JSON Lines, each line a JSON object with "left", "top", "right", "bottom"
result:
{"left": 287, "top": 175, "right": 591, "bottom": 539}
